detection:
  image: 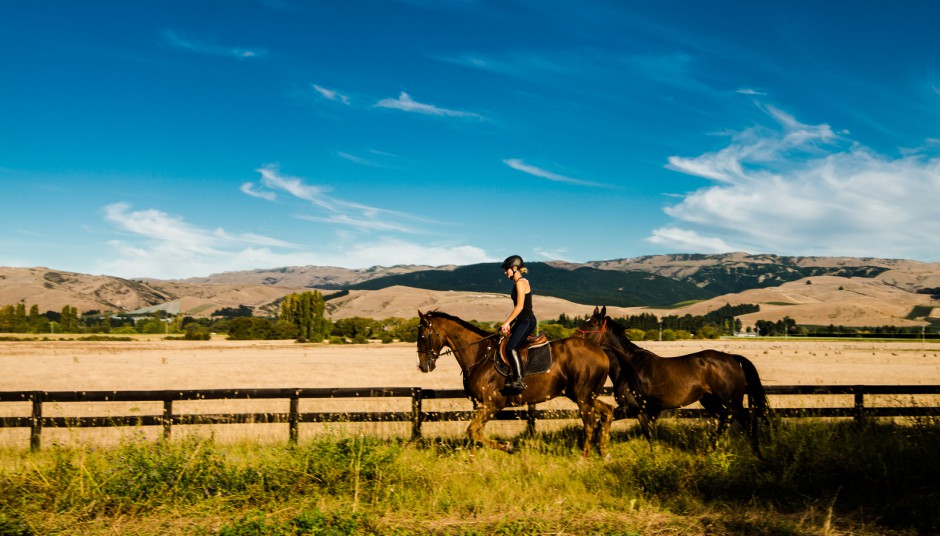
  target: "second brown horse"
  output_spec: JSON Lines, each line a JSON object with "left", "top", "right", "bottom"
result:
{"left": 578, "top": 306, "right": 770, "bottom": 453}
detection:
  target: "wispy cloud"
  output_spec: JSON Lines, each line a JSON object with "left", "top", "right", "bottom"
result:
{"left": 503, "top": 159, "right": 610, "bottom": 188}
{"left": 650, "top": 104, "right": 940, "bottom": 260}
{"left": 98, "top": 202, "right": 302, "bottom": 278}
{"left": 736, "top": 87, "right": 767, "bottom": 96}
{"left": 97, "top": 202, "right": 490, "bottom": 278}
{"left": 243, "top": 164, "right": 430, "bottom": 233}
{"left": 240, "top": 182, "right": 276, "bottom": 201}
{"left": 337, "top": 152, "right": 383, "bottom": 167}
{"left": 163, "top": 30, "right": 266, "bottom": 59}
{"left": 666, "top": 104, "right": 837, "bottom": 184}
{"left": 533, "top": 246, "right": 570, "bottom": 261}
{"left": 313, "top": 84, "right": 351, "bottom": 105}
{"left": 375, "top": 92, "right": 483, "bottom": 119}
{"left": 646, "top": 227, "right": 735, "bottom": 253}
{"left": 104, "top": 203, "right": 293, "bottom": 250}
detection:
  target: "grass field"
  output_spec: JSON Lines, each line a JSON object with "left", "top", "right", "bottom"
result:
{"left": 1, "top": 418, "right": 939, "bottom": 535}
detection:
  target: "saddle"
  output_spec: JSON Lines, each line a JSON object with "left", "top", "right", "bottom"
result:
{"left": 499, "top": 332, "right": 549, "bottom": 369}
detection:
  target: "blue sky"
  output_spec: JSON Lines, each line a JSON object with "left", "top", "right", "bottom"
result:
{"left": 2, "top": 1, "right": 940, "bottom": 279}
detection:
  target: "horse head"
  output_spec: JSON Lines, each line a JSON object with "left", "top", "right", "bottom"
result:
{"left": 576, "top": 305, "right": 609, "bottom": 345}
{"left": 416, "top": 310, "right": 443, "bottom": 372}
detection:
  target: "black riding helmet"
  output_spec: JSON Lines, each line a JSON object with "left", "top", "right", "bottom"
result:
{"left": 501, "top": 255, "right": 524, "bottom": 271}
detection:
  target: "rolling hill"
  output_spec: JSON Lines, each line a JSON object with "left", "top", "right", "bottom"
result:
{"left": 2, "top": 252, "right": 938, "bottom": 328}
{"left": 344, "top": 262, "right": 714, "bottom": 307}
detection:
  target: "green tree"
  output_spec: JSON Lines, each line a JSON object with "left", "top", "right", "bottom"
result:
{"left": 279, "top": 291, "right": 331, "bottom": 341}
{"left": 0, "top": 305, "right": 14, "bottom": 332}
{"left": 385, "top": 317, "right": 419, "bottom": 343}
{"left": 695, "top": 324, "right": 721, "bottom": 339}
{"left": 227, "top": 317, "right": 254, "bottom": 340}
{"left": 625, "top": 328, "right": 646, "bottom": 341}
{"left": 273, "top": 319, "right": 299, "bottom": 340}
{"left": 539, "top": 322, "right": 572, "bottom": 341}
{"left": 60, "top": 305, "right": 79, "bottom": 333}
{"left": 12, "top": 303, "right": 28, "bottom": 333}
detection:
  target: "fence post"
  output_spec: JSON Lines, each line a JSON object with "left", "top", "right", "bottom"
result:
{"left": 854, "top": 386, "right": 865, "bottom": 423}
{"left": 411, "top": 388, "right": 423, "bottom": 440}
{"left": 162, "top": 399, "right": 173, "bottom": 441}
{"left": 526, "top": 403, "right": 537, "bottom": 435}
{"left": 30, "top": 392, "right": 42, "bottom": 452}
{"left": 289, "top": 396, "right": 300, "bottom": 445}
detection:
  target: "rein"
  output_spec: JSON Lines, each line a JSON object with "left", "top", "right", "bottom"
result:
{"left": 420, "top": 319, "right": 501, "bottom": 361}
{"left": 435, "top": 332, "right": 500, "bottom": 358}
{"left": 577, "top": 318, "right": 607, "bottom": 336}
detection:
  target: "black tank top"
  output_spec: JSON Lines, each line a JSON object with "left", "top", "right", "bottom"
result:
{"left": 510, "top": 280, "right": 535, "bottom": 320}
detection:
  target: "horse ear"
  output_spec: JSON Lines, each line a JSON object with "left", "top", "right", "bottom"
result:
{"left": 600, "top": 306, "right": 607, "bottom": 317}
{"left": 592, "top": 306, "right": 599, "bottom": 315}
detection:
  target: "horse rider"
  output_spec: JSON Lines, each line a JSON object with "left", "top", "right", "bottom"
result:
{"left": 500, "top": 255, "right": 536, "bottom": 394}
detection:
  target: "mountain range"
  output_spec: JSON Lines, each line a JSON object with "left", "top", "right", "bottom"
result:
{"left": 2, "top": 252, "right": 938, "bottom": 327}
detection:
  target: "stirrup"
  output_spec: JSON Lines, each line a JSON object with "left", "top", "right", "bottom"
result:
{"left": 503, "top": 377, "right": 527, "bottom": 394}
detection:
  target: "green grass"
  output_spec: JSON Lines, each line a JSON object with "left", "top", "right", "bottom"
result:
{"left": 1, "top": 419, "right": 938, "bottom": 535}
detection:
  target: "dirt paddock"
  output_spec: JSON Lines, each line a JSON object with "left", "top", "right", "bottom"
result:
{"left": 2, "top": 338, "right": 939, "bottom": 447}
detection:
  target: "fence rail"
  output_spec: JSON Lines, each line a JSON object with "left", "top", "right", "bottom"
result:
{"left": 2, "top": 385, "right": 939, "bottom": 451}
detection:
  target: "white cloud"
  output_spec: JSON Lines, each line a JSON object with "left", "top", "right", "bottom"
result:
{"left": 163, "top": 30, "right": 266, "bottom": 60}
{"left": 98, "top": 203, "right": 303, "bottom": 279}
{"left": 250, "top": 164, "right": 433, "bottom": 232}
{"left": 375, "top": 92, "right": 482, "bottom": 119}
{"left": 98, "top": 201, "right": 490, "bottom": 278}
{"left": 651, "top": 105, "right": 940, "bottom": 261}
{"left": 256, "top": 165, "right": 335, "bottom": 210}
{"left": 736, "top": 88, "right": 766, "bottom": 96}
{"left": 533, "top": 247, "right": 570, "bottom": 261}
{"left": 646, "top": 227, "right": 736, "bottom": 253}
{"left": 96, "top": 204, "right": 491, "bottom": 278}
{"left": 503, "top": 158, "right": 609, "bottom": 188}
{"left": 337, "top": 151, "right": 382, "bottom": 167}
{"left": 313, "top": 84, "right": 351, "bottom": 105}
{"left": 240, "top": 182, "right": 276, "bottom": 201}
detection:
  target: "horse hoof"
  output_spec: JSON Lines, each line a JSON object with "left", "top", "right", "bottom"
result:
{"left": 503, "top": 442, "right": 514, "bottom": 453}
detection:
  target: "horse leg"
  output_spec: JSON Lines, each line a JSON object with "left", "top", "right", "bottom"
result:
{"left": 467, "top": 403, "right": 512, "bottom": 453}
{"left": 700, "top": 394, "right": 731, "bottom": 447}
{"left": 636, "top": 409, "right": 656, "bottom": 447}
{"left": 576, "top": 398, "right": 601, "bottom": 459}
{"left": 732, "top": 404, "right": 762, "bottom": 458}
{"left": 594, "top": 399, "right": 614, "bottom": 460}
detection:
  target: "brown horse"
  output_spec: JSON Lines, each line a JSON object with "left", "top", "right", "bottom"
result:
{"left": 416, "top": 310, "right": 613, "bottom": 458}
{"left": 577, "top": 306, "right": 770, "bottom": 453}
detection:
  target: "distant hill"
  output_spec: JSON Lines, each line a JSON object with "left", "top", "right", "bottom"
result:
{"left": 2, "top": 253, "right": 938, "bottom": 327}
{"left": 586, "top": 252, "right": 939, "bottom": 294}
{"left": 176, "top": 252, "right": 940, "bottom": 297}
{"left": 0, "top": 267, "right": 297, "bottom": 317}
{"left": 345, "top": 262, "right": 714, "bottom": 307}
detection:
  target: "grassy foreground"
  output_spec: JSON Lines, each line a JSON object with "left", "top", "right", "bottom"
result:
{"left": 1, "top": 419, "right": 938, "bottom": 535}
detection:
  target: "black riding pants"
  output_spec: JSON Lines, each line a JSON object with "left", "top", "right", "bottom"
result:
{"left": 507, "top": 316, "right": 537, "bottom": 353}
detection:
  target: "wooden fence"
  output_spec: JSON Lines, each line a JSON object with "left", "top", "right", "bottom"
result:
{"left": 2, "top": 385, "right": 939, "bottom": 451}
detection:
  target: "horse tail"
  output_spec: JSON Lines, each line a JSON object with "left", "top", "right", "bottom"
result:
{"left": 732, "top": 354, "right": 771, "bottom": 427}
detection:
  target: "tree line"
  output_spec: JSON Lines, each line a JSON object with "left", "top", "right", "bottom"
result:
{"left": 2, "top": 296, "right": 935, "bottom": 341}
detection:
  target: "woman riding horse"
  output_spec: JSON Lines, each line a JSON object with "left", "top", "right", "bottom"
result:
{"left": 417, "top": 310, "right": 613, "bottom": 458}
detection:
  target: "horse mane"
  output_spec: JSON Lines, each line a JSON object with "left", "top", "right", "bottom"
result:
{"left": 604, "top": 315, "right": 644, "bottom": 353}
{"left": 425, "top": 310, "right": 494, "bottom": 337}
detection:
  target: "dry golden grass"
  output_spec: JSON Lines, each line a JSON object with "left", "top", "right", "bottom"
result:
{"left": 1, "top": 337, "right": 939, "bottom": 447}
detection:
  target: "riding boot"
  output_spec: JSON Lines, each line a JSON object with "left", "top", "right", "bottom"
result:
{"left": 504, "top": 349, "right": 527, "bottom": 393}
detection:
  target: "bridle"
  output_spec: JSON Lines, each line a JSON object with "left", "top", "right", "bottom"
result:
{"left": 418, "top": 317, "right": 500, "bottom": 366}
{"left": 577, "top": 318, "right": 607, "bottom": 339}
